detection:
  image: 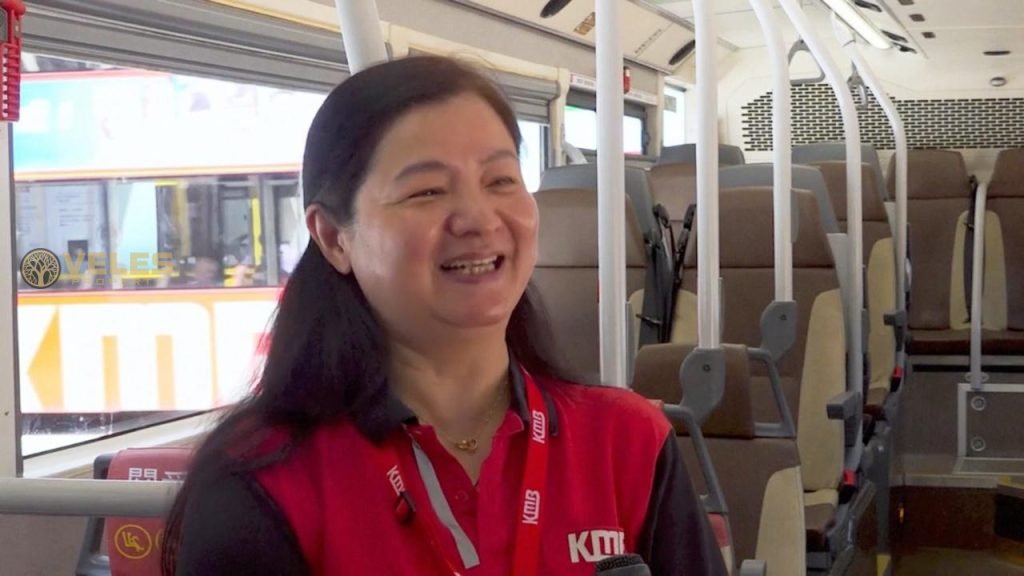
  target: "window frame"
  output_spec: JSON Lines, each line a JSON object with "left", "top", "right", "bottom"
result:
{"left": 565, "top": 89, "right": 649, "bottom": 156}
{"left": 7, "top": 5, "right": 557, "bottom": 477}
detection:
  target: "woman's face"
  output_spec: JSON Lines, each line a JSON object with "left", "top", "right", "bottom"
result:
{"left": 328, "top": 93, "right": 538, "bottom": 341}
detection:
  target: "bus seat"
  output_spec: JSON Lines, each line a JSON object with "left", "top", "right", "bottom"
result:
{"left": 794, "top": 142, "right": 889, "bottom": 203}
{"left": 104, "top": 448, "right": 191, "bottom": 576}
{"left": 648, "top": 162, "right": 697, "bottom": 238}
{"left": 657, "top": 143, "right": 746, "bottom": 167}
{"left": 814, "top": 161, "right": 897, "bottom": 417}
{"left": 534, "top": 187, "right": 647, "bottom": 381}
{"left": 539, "top": 163, "right": 672, "bottom": 350}
{"left": 673, "top": 187, "right": 850, "bottom": 560}
{"left": 632, "top": 343, "right": 805, "bottom": 576}
{"left": 982, "top": 148, "right": 1024, "bottom": 353}
{"left": 890, "top": 150, "right": 976, "bottom": 356}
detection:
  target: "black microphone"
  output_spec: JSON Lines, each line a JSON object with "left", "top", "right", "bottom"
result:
{"left": 594, "top": 554, "right": 652, "bottom": 575}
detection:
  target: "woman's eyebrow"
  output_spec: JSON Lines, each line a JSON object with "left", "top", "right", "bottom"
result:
{"left": 394, "top": 160, "right": 448, "bottom": 182}
{"left": 481, "top": 149, "right": 519, "bottom": 165}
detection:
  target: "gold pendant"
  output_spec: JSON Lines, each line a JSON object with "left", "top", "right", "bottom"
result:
{"left": 454, "top": 438, "right": 479, "bottom": 453}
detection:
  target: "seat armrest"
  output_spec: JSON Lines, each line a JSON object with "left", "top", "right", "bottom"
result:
{"left": 885, "top": 309, "right": 909, "bottom": 350}
{"left": 827, "top": 390, "right": 860, "bottom": 421}
{"left": 739, "top": 560, "right": 767, "bottom": 576}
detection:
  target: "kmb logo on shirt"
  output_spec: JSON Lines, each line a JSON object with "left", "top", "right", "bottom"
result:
{"left": 522, "top": 489, "right": 541, "bottom": 525}
{"left": 568, "top": 529, "right": 626, "bottom": 563}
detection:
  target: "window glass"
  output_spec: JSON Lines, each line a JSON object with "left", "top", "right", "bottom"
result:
{"left": 15, "top": 54, "right": 323, "bottom": 455}
{"left": 517, "top": 120, "right": 546, "bottom": 192}
{"left": 663, "top": 85, "right": 687, "bottom": 146}
{"left": 564, "top": 104, "right": 644, "bottom": 155}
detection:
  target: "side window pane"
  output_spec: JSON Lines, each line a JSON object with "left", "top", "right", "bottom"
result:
{"left": 564, "top": 104, "right": 644, "bottom": 155}
{"left": 663, "top": 85, "right": 687, "bottom": 146}
{"left": 15, "top": 54, "right": 324, "bottom": 455}
{"left": 517, "top": 120, "right": 546, "bottom": 192}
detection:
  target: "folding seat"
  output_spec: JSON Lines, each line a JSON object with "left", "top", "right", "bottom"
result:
{"left": 889, "top": 150, "right": 983, "bottom": 357}
{"left": 533, "top": 184, "right": 648, "bottom": 382}
{"left": 632, "top": 343, "right": 805, "bottom": 576}
{"left": 76, "top": 448, "right": 191, "bottom": 576}
{"left": 980, "top": 148, "right": 1024, "bottom": 354}
{"left": 813, "top": 161, "right": 898, "bottom": 418}
{"left": 671, "top": 186, "right": 859, "bottom": 569}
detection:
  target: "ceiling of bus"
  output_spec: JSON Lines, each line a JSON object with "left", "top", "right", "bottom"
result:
{"left": 651, "top": 0, "right": 1024, "bottom": 70}
{"left": 447, "top": 0, "right": 699, "bottom": 73}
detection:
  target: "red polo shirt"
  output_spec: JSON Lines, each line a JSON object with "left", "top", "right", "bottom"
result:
{"left": 175, "top": 364, "right": 726, "bottom": 575}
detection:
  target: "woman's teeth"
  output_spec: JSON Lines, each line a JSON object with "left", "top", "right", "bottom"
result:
{"left": 442, "top": 256, "right": 501, "bottom": 275}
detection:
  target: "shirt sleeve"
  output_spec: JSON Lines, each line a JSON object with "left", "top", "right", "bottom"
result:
{"left": 637, "top": 433, "right": 730, "bottom": 576}
{"left": 175, "top": 470, "right": 311, "bottom": 576}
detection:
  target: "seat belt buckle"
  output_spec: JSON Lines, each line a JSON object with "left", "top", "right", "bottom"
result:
{"left": 891, "top": 366, "right": 904, "bottom": 391}
{"left": 839, "top": 469, "right": 858, "bottom": 503}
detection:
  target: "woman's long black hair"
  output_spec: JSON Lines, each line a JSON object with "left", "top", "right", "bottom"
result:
{"left": 160, "top": 55, "right": 575, "bottom": 574}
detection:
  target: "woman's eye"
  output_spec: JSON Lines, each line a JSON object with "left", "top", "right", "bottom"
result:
{"left": 411, "top": 188, "right": 443, "bottom": 199}
{"left": 490, "top": 176, "right": 518, "bottom": 188}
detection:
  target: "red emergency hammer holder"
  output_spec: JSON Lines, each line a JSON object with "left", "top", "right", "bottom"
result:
{"left": 0, "top": 0, "right": 25, "bottom": 121}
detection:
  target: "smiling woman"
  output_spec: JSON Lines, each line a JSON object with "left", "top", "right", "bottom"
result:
{"left": 161, "top": 55, "right": 725, "bottom": 576}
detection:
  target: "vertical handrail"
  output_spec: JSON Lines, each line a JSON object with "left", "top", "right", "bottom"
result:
{"left": 836, "top": 19, "right": 908, "bottom": 314}
{"left": 749, "top": 0, "right": 793, "bottom": 303}
{"left": 334, "top": 0, "right": 389, "bottom": 73}
{"left": 777, "top": 0, "right": 865, "bottom": 469}
{"left": 596, "top": 0, "right": 628, "bottom": 387}
{"left": 0, "top": 123, "right": 17, "bottom": 478}
{"left": 969, "top": 185, "right": 988, "bottom": 390}
{"left": 693, "top": 0, "right": 721, "bottom": 349}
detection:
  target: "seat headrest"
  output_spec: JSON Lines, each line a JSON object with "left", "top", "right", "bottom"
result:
{"left": 658, "top": 144, "right": 746, "bottom": 166}
{"left": 813, "top": 161, "right": 889, "bottom": 222}
{"left": 793, "top": 142, "right": 887, "bottom": 200}
{"left": 893, "top": 149, "right": 971, "bottom": 199}
{"left": 719, "top": 163, "right": 840, "bottom": 234}
{"left": 990, "top": 149, "right": 1024, "bottom": 199}
{"left": 684, "top": 187, "right": 834, "bottom": 269}
{"left": 632, "top": 343, "right": 755, "bottom": 439}
{"left": 535, "top": 187, "right": 647, "bottom": 267}
{"left": 539, "top": 164, "right": 658, "bottom": 234}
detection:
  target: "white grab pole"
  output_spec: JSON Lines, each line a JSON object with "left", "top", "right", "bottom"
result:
{"left": 0, "top": 123, "right": 17, "bottom": 478}
{"left": 836, "top": 19, "right": 908, "bottom": 313}
{"left": 778, "top": 0, "right": 864, "bottom": 466}
{"left": 596, "top": 0, "right": 628, "bottom": 387}
{"left": 970, "top": 185, "right": 987, "bottom": 390}
{"left": 334, "top": 0, "right": 389, "bottom": 73}
{"left": 693, "top": 0, "right": 721, "bottom": 349}
{"left": 750, "top": 0, "right": 793, "bottom": 302}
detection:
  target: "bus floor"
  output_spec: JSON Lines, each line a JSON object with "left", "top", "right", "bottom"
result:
{"left": 894, "top": 548, "right": 1024, "bottom": 575}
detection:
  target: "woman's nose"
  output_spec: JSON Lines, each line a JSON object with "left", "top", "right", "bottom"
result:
{"left": 447, "top": 187, "right": 502, "bottom": 237}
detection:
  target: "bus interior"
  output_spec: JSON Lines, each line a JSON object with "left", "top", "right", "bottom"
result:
{"left": 1, "top": 0, "right": 1023, "bottom": 575}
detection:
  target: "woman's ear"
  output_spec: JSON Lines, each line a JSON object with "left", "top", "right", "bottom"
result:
{"left": 306, "top": 205, "right": 353, "bottom": 274}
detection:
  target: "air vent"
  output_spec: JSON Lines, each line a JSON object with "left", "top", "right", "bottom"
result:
{"left": 884, "top": 31, "right": 909, "bottom": 44}
{"left": 897, "top": 45, "right": 918, "bottom": 54}
{"left": 897, "top": 0, "right": 914, "bottom": 4}
{"left": 909, "top": 13, "right": 926, "bottom": 22}
{"left": 985, "top": 50, "right": 1012, "bottom": 57}
{"left": 669, "top": 40, "right": 696, "bottom": 66}
{"left": 540, "top": 0, "right": 573, "bottom": 18}
{"left": 923, "top": 31, "right": 936, "bottom": 39}
{"left": 853, "top": 0, "right": 883, "bottom": 13}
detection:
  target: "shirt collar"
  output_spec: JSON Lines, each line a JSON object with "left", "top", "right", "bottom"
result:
{"left": 358, "top": 355, "right": 559, "bottom": 444}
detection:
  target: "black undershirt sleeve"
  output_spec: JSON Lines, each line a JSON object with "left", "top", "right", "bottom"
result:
{"left": 176, "top": 471, "right": 310, "bottom": 576}
{"left": 637, "top": 433, "right": 730, "bottom": 576}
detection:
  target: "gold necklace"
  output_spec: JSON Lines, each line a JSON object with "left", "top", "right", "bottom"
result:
{"left": 430, "top": 382, "right": 510, "bottom": 454}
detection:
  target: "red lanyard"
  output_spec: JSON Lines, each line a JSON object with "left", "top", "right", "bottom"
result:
{"left": 372, "top": 369, "right": 550, "bottom": 576}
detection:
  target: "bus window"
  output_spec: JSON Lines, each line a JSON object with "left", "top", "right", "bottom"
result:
{"left": 663, "top": 85, "right": 687, "bottom": 146}
{"left": 517, "top": 120, "right": 547, "bottom": 192}
{"left": 564, "top": 104, "right": 645, "bottom": 156}
{"left": 14, "top": 53, "right": 325, "bottom": 455}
